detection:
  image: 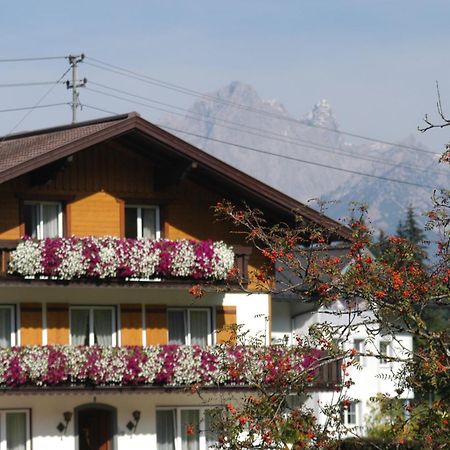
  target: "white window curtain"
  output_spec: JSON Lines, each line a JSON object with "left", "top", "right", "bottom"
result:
{"left": 42, "top": 203, "right": 60, "bottom": 238}
{"left": 168, "top": 311, "right": 186, "bottom": 345}
{"left": 204, "top": 410, "right": 218, "bottom": 449}
{"left": 156, "top": 410, "right": 175, "bottom": 450}
{"left": 190, "top": 311, "right": 208, "bottom": 346}
{"left": 6, "top": 412, "right": 26, "bottom": 450}
{"left": 94, "top": 309, "right": 113, "bottom": 346}
{"left": 142, "top": 208, "right": 156, "bottom": 238}
{"left": 181, "top": 410, "right": 199, "bottom": 450}
{"left": 0, "top": 308, "right": 12, "bottom": 347}
{"left": 24, "top": 204, "right": 39, "bottom": 239}
{"left": 71, "top": 309, "right": 89, "bottom": 345}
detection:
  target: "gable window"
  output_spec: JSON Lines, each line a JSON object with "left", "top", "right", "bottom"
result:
{"left": 70, "top": 307, "right": 116, "bottom": 346}
{"left": 0, "top": 306, "right": 16, "bottom": 347}
{"left": 24, "top": 201, "right": 63, "bottom": 239}
{"left": 168, "top": 309, "right": 211, "bottom": 346}
{"left": 125, "top": 205, "right": 160, "bottom": 239}
{"left": 0, "top": 409, "right": 31, "bottom": 450}
{"left": 156, "top": 408, "right": 218, "bottom": 450}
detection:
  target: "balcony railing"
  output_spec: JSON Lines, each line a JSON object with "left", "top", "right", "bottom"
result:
{"left": 0, "top": 238, "right": 251, "bottom": 285}
{"left": 0, "top": 345, "right": 340, "bottom": 391}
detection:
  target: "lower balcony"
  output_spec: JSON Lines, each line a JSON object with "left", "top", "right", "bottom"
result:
{"left": 0, "top": 345, "right": 341, "bottom": 392}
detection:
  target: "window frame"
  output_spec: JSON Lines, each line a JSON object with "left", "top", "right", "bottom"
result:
{"left": 69, "top": 306, "right": 117, "bottom": 346}
{"left": 353, "top": 338, "right": 365, "bottom": 365}
{"left": 0, "top": 305, "right": 16, "bottom": 347}
{"left": 167, "top": 308, "right": 212, "bottom": 346}
{"left": 156, "top": 406, "right": 218, "bottom": 450}
{"left": 379, "top": 340, "right": 390, "bottom": 366}
{"left": 0, "top": 408, "right": 31, "bottom": 450}
{"left": 341, "top": 401, "right": 358, "bottom": 427}
{"left": 125, "top": 204, "right": 160, "bottom": 239}
{"left": 23, "top": 200, "right": 63, "bottom": 239}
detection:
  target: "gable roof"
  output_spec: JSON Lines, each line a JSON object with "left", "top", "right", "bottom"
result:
{"left": 0, "top": 112, "right": 352, "bottom": 241}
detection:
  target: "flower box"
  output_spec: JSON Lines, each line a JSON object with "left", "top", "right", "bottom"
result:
{"left": 8, "top": 237, "right": 235, "bottom": 282}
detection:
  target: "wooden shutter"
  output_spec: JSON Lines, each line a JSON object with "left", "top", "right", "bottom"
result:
{"left": 121, "top": 304, "right": 143, "bottom": 346}
{"left": 20, "top": 303, "right": 42, "bottom": 345}
{"left": 146, "top": 305, "right": 168, "bottom": 345}
{"left": 47, "top": 303, "right": 69, "bottom": 345}
{"left": 216, "top": 305, "right": 237, "bottom": 344}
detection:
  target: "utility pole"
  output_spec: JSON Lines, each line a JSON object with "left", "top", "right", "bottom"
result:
{"left": 66, "top": 54, "right": 87, "bottom": 124}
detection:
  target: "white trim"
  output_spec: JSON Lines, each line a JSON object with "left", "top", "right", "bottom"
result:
{"left": 156, "top": 407, "right": 217, "bottom": 450}
{"left": 42, "top": 302, "right": 47, "bottom": 345}
{"left": 125, "top": 205, "right": 160, "bottom": 239}
{"left": 24, "top": 201, "right": 63, "bottom": 239}
{"left": 69, "top": 306, "right": 117, "bottom": 346}
{"left": 0, "top": 409, "right": 31, "bottom": 450}
{"left": 0, "top": 305, "right": 16, "bottom": 347}
{"left": 141, "top": 304, "right": 147, "bottom": 346}
{"left": 168, "top": 308, "right": 212, "bottom": 346}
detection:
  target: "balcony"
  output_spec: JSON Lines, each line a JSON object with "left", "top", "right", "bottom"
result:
{"left": 0, "top": 238, "right": 251, "bottom": 286}
{"left": 0, "top": 345, "right": 340, "bottom": 392}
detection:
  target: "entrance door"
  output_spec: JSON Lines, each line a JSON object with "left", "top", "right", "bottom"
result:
{"left": 78, "top": 407, "right": 114, "bottom": 450}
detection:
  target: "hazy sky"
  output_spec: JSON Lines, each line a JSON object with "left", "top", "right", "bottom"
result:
{"left": 1, "top": 0, "right": 450, "bottom": 152}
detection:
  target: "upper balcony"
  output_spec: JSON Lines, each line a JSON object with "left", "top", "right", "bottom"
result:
{"left": 0, "top": 238, "right": 252, "bottom": 287}
{"left": 0, "top": 344, "right": 341, "bottom": 392}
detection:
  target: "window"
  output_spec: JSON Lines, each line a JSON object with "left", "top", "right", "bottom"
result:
{"left": 168, "top": 309, "right": 211, "bottom": 346}
{"left": 0, "top": 410, "right": 31, "bottom": 450}
{"left": 24, "top": 201, "right": 63, "bottom": 239}
{"left": 380, "top": 341, "right": 390, "bottom": 365}
{"left": 156, "top": 408, "right": 218, "bottom": 450}
{"left": 0, "top": 306, "right": 16, "bottom": 347}
{"left": 70, "top": 307, "right": 116, "bottom": 346}
{"left": 353, "top": 339, "right": 364, "bottom": 364}
{"left": 341, "top": 401, "right": 358, "bottom": 426}
{"left": 125, "top": 205, "right": 159, "bottom": 239}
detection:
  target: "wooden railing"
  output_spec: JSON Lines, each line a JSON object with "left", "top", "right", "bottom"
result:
{"left": 314, "top": 359, "right": 342, "bottom": 390}
{"left": 0, "top": 240, "right": 17, "bottom": 278}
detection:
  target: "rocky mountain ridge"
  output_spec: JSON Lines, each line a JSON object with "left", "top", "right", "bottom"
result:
{"left": 160, "top": 81, "right": 446, "bottom": 236}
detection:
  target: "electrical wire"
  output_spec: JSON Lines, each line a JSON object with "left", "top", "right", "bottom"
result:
{"left": 1, "top": 66, "right": 71, "bottom": 141}
{"left": 85, "top": 56, "right": 436, "bottom": 156}
{"left": 84, "top": 84, "right": 446, "bottom": 177}
{"left": 158, "top": 124, "right": 441, "bottom": 190}
{"left": 0, "top": 103, "right": 69, "bottom": 113}
{"left": 0, "top": 81, "right": 65, "bottom": 88}
{"left": 0, "top": 56, "right": 67, "bottom": 62}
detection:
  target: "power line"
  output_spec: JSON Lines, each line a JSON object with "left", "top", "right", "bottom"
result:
{"left": 0, "top": 56, "right": 67, "bottom": 63}
{"left": 84, "top": 83, "right": 445, "bottom": 177}
{"left": 1, "top": 67, "right": 71, "bottom": 140}
{"left": 0, "top": 81, "right": 65, "bottom": 88}
{"left": 0, "top": 103, "right": 69, "bottom": 113}
{"left": 85, "top": 56, "right": 436, "bottom": 156}
{"left": 80, "top": 103, "right": 119, "bottom": 116}
{"left": 158, "top": 125, "right": 441, "bottom": 190}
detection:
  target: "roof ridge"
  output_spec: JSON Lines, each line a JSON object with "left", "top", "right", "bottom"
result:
{"left": 0, "top": 112, "right": 138, "bottom": 142}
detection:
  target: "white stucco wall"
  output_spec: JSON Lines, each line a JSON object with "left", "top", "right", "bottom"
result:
{"left": 0, "top": 390, "right": 244, "bottom": 450}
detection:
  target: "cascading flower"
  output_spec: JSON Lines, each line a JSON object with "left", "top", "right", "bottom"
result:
{"left": 9, "top": 237, "right": 235, "bottom": 282}
{"left": 0, "top": 345, "right": 323, "bottom": 388}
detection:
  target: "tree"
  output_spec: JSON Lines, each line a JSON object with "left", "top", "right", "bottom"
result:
{"left": 396, "top": 206, "right": 427, "bottom": 263}
{"left": 202, "top": 193, "right": 450, "bottom": 449}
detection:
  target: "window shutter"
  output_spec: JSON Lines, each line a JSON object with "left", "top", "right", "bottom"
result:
{"left": 20, "top": 303, "right": 42, "bottom": 345}
{"left": 120, "top": 304, "right": 143, "bottom": 346}
{"left": 216, "top": 306, "right": 237, "bottom": 344}
{"left": 146, "top": 305, "right": 168, "bottom": 345}
{"left": 47, "top": 303, "right": 69, "bottom": 345}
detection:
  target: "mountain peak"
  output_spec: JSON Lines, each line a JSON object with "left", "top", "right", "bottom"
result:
{"left": 304, "top": 99, "right": 339, "bottom": 130}
{"left": 215, "top": 81, "right": 260, "bottom": 104}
